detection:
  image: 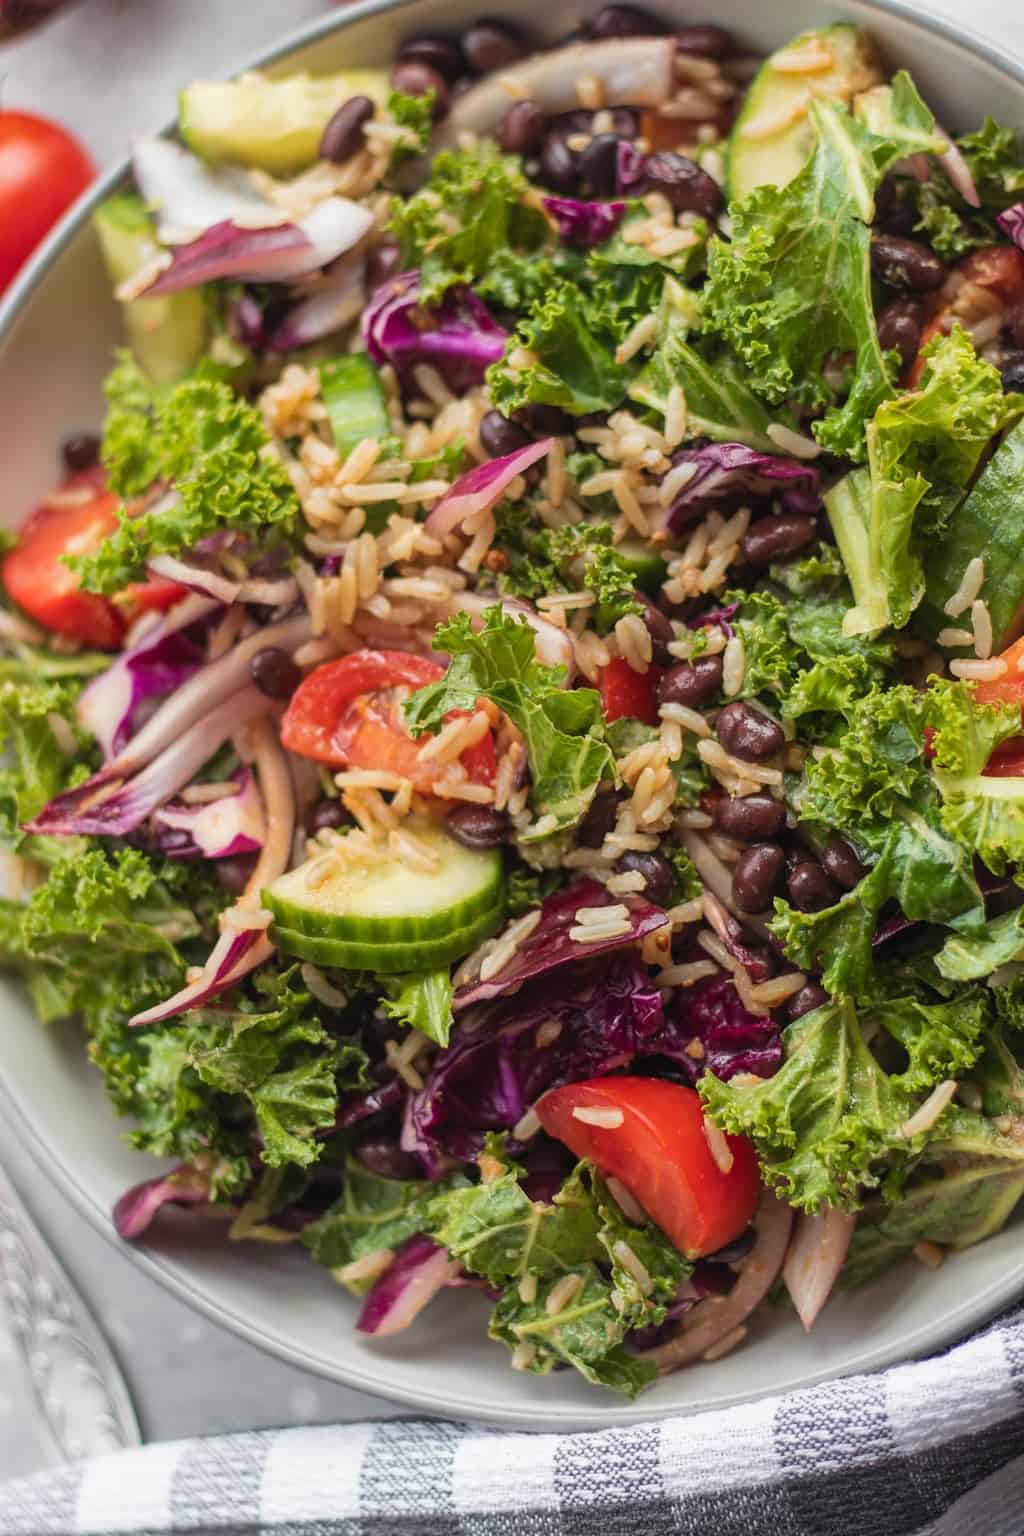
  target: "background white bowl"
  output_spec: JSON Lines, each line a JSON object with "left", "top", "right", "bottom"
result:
{"left": 1, "top": 0, "right": 1023, "bottom": 1430}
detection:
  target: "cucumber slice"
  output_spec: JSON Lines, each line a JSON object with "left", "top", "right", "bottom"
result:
{"left": 727, "top": 26, "right": 881, "bottom": 202}
{"left": 93, "top": 195, "right": 206, "bottom": 385}
{"left": 270, "top": 907, "right": 503, "bottom": 974}
{"left": 264, "top": 817, "right": 504, "bottom": 945}
{"left": 321, "top": 355, "right": 391, "bottom": 459}
{"left": 615, "top": 539, "right": 667, "bottom": 595}
{"left": 179, "top": 70, "right": 389, "bottom": 176}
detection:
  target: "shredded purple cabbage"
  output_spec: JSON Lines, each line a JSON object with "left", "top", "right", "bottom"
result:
{"left": 454, "top": 879, "right": 667, "bottom": 1009}
{"left": 404, "top": 957, "right": 667, "bottom": 1176}
{"left": 77, "top": 604, "right": 210, "bottom": 763}
{"left": 542, "top": 196, "right": 627, "bottom": 248}
{"left": 362, "top": 269, "right": 508, "bottom": 394}
{"left": 662, "top": 443, "right": 822, "bottom": 533}
{"left": 667, "top": 975, "right": 782, "bottom": 1084}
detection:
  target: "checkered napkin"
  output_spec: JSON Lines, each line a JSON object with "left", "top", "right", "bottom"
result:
{"left": 4, "top": 1307, "right": 1024, "bottom": 1535}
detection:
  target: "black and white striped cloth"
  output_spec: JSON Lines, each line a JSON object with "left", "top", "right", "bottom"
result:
{"left": 4, "top": 1307, "right": 1024, "bottom": 1535}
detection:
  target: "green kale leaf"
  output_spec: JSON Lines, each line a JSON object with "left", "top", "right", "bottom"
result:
{"left": 405, "top": 605, "right": 614, "bottom": 838}
{"left": 380, "top": 968, "right": 454, "bottom": 1048}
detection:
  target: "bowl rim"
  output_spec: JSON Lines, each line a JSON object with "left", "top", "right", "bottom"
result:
{"left": 2, "top": 0, "right": 1024, "bottom": 1429}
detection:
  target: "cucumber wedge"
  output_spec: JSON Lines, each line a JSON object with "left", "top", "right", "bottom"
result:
{"left": 270, "top": 909, "right": 503, "bottom": 974}
{"left": 321, "top": 354, "right": 391, "bottom": 458}
{"left": 93, "top": 195, "right": 206, "bottom": 385}
{"left": 727, "top": 26, "right": 881, "bottom": 202}
{"left": 179, "top": 70, "right": 389, "bottom": 175}
{"left": 264, "top": 817, "right": 505, "bottom": 959}
{"left": 615, "top": 539, "right": 668, "bottom": 595}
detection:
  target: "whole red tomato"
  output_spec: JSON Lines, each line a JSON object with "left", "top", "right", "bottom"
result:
{"left": 0, "top": 110, "right": 94, "bottom": 292}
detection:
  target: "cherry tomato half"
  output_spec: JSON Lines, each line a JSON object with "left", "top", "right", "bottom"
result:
{"left": 907, "top": 247, "right": 1024, "bottom": 387}
{"left": 0, "top": 111, "right": 94, "bottom": 292}
{"left": 121, "top": 576, "right": 191, "bottom": 617}
{"left": 2, "top": 471, "right": 124, "bottom": 648}
{"left": 599, "top": 657, "right": 662, "bottom": 726}
{"left": 280, "top": 649, "right": 496, "bottom": 791}
{"left": 536, "top": 1076, "right": 761, "bottom": 1259}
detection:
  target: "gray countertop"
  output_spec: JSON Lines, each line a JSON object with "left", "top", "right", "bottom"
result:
{"left": 0, "top": 0, "right": 1021, "bottom": 1481}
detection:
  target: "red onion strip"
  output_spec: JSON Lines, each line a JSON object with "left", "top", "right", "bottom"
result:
{"left": 782, "top": 1206, "right": 856, "bottom": 1332}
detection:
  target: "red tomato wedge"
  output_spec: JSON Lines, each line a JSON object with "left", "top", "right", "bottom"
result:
{"left": 536, "top": 1077, "right": 761, "bottom": 1259}
{"left": 2, "top": 472, "right": 125, "bottom": 648}
{"left": 599, "top": 657, "right": 662, "bottom": 726}
{"left": 280, "top": 649, "right": 496, "bottom": 791}
{"left": 908, "top": 247, "right": 1024, "bottom": 386}
{"left": 968, "top": 635, "right": 1024, "bottom": 775}
{"left": 122, "top": 576, "right": 190, "bottom": 616}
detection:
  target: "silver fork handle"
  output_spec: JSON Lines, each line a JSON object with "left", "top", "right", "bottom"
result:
{"left": 0, "top": 1164, "right": 141, "bottom": 1463}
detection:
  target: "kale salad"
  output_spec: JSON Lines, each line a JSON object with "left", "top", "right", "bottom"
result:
{"left": 4, "top": 9, "right": 1024, "bottom": 1398}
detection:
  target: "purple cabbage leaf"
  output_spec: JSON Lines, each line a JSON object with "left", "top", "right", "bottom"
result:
{"left": 661, "top": 443, "right": 822, "bottom": 533}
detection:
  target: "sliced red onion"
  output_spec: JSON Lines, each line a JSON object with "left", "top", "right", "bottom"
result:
{"left": 99, "top": 613, "right": 311, "bottom": 781}
{"left": 155, "top": 766, "right": 266, "bottom": 859}
{"left": 235, "top": 197, "right": 375, "bottom": 284}
{"left": 935, "top": 124, "right": 981, "bottom": 209}
{"left": 356, "top": 1235, "right": 461, "bottom": 1336}
{"left": 236, "top": 575, "right": 300, "bottom": 607}
{"left": 113, "top": 1163, "right": 211, "bottom": 1239}
{"left": 27, "top": 687, "right": 269, "bottom": 838}
{"left": 645, "top": 1193, "right": 793, "bottom": 1372}
{"left": 148, "top": 552, "right": 242, "bottom": 604}
{"left": 266, "top": 253, "right": 367, "bottom": 352}
{"left": 77, "top": 593, "right": 216, "bottom": 762}
{"left": 436, "top": 37, "right": 674, "bottom": 148}
{"left": 442, "top": 590, "right": 575, "bottom": 676}
{"left": 782, "top": 1205, "right": 856, "bottom": 1332}
{"left": 998, "top": 202, "right": 1024, "bottom": 251}
{"left": 425, "top": 438, "right": 554, "bottom": 538}
{"left": 128, "top": 220, "right": 313, "bottom": 300}
{"left": 132, "top": 137, "right": 285, "bottom": 242}
{"left": 129, "top": 925, "right": 273, "bottom": 1027}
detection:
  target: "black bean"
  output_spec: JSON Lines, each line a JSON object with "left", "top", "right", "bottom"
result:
{"left": 390, "top": 59, "right": 450, "bottom": 117}
{"left": 787, "top": 861, "right": 840, "bottom": 913}
{"left": 249, "top": 646, "right": 302, "bottom": 700}
{"left": 513, "top": 402, "right": 571, "bottom": 437}
{"left": 658, "top": 654, "right": 723, "bottom": 710}
{"left": 876, "top": 296, "right": 926, "bottom": 371}
{"left": 61, "top": 432, "right": 101, "bottom": 474}
{"left": 577, "top": 790, "right": 617, "bottom": 848}
{"left": 640, "top": 151, "right": 723, "bottom": 217}
{"left": 706, "top": 1226, "right": 757, "bottom": 1264}
{"left": 319, "top": 96, "right": 375, "bottom": 163}
{"left": 1007, "top": 305, "right": 1024, "bottom": 351}
{"left": 497, "top": 99, "right": 546, "bottom": 155}
{"left": 355, "top": 1138, "right": 421, "bottom": 1180}
{"left": 732, "top": 844, "right": 786, "bottom": 914}
{"left": 579, "top": 132, "right": 623, "bottom": 198}
{"left": 308, "top": 798, "right": 351, "bottom": 834}
{"left": 870, "top": 234, "right": 947, "bottom": 293}
{"left": 675, "top": 23, "right": 733, "bottom": 56}
{"left": 215, "top": 853, "right": 258, "bottom": 895}
{"left": 589, "top": 4, "right": 665, "bottom": 38}
{"left": 821, "top": 838, "right": 865, "bottom": 892}
{"left": 874, "top": 174, "right": 919, "bottom": 237}
{"left": 396, "top": 34, "right": 465, "bottom": 82}
{"left": 548, "top": 107, "right": 639, "bottom": 139}
{"left": 446, "top": 803, "right": 509, "bottom": 850}
{"left": 365, "top": 239, "right": 403, "bottom": 292}
{"left": 463, "top": 18, "right": 527, "bottom": 75}
{"left": 715, "top": 701, "right": 785, "bottom": 762}
{"left": 538, "top": 133, "right": 579, "bottom": 194}
{"left": 787, "top": 981, "right": 829, "bottom": 1021}
{"left": 998, "top": 350, "right": 1024, "bottom": 392}
{"left": 742, "top": 513, "right": 817, "bottom": 566}
{"left": 479, "top": 409, "right": 533, "bottom": 458}
{"left": 714, "top": 792, "right": 786, "bottom": 842}
{"left": 616, "top": 850, "right": 673, "bottom": 907}
{"left": 636, "top": 594, "right": 673, "bottom": 665}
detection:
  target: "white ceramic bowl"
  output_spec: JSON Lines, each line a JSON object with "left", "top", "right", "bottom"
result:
{"left": 1, "top": 0, "right": 1023, "bottom": 1430}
